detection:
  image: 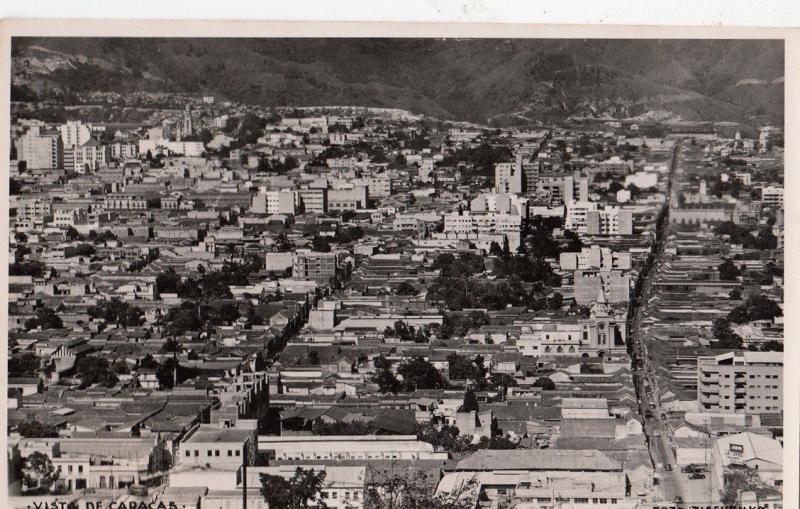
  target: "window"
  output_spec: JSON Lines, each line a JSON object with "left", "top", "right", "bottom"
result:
{"left": 194, "top": 451, "right": 199, "bottom": 457}
{"left": 68, "top": 465, "right": 73, "bottom": 473}
{"left": 186, "top": 451, "right": 191, "bottom": 457}
{"left": 215, "top": 450, "right": 220, "bottom": 457}
{"left": 332, "top": 492, "right": 338, "bottom": 499}
{"left": 78, "top": 466, "right": 83, "bottom": 473}
{"left": 228, "top": 450, "right": 233, "bottom": 457}
{"left": 575, "top": 498, "right": 589, "bottom": 503}
{"left": 235, "top": 450, "right": 241, "bottom": 456}
{"left": 599, "top": 499, "right": 608, "bottom": 504}
{"left": 208, "top": 451, "right": 212, "bottom": 457}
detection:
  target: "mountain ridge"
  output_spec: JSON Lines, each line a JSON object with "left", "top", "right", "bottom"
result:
{"left": 11, "top": 38, "right": 784, "bottom": 126}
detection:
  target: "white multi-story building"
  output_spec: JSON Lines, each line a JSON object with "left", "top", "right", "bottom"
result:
{"left": 566, "top": 202, "right": 633, "bottom": 235}
{"left": 251, "top": 190, "right": 298, "bottom": 215}
{"left": 18, "top": 128, "right": 63, "bottom": 170}
{"left": 697, "top": 351, "right": 783, "bottom": 414}
{"left": 59, "top": 121, "right": 94, "bottom": 148}
{"left": 470, "top": 192, "right": 529, "bottom": 216}
{"left": 495, "top": 160, "right": 523, "bottom": 194}
{"left": 761, "top": 186, "right": 784, "bottom": 208}
{"left": 560, "top": 246, "right": 632, "bottom": 271}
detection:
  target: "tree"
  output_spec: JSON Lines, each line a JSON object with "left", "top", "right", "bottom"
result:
{"left": 25, "top": 306, "right": 63, "bottom": 331}
{"left": 9, "top": 352, "right": 41, "bottom": 378}
{"left": 533, "top": 376, "right": 556, "bottom": 391}
{"left": 156, "top": 269, "right": 181, "bottom": 294}
{"left": 398, "top": 357, "right": 448, "bottom": 391}
{"left": 312, "top": 419, "right": 374, "bottom": 435}
{"left": 711, "top": 318, "right": 743, "bottom": 350}
{"left": 9, "top": 261, "right": 46, "bottom": 277}
{"left": 439, "top": 311, "right": 490, "bottom": 339}
{"left": 74, "top": 356, "right": 119, "bottom": 389}
{"left": 460, "top": 389, "right": 479, "bottom": 413}
{"left": 365, "top": 463, "right": 478, "bottom": 509}
{"left": 416, "top": 423, "right": 473, "bottom": 454}
{"left": 18, "top": 420, "right": 59, "bottom": 438}
{"left": 395, "top": 281, "right": 418, "bottom": 296}
{"left": 372, "top": 355, "right": 401, "bottom": 393}
{"left": 729, "top": 289, "right": 742, "bottom": 300}
{"left": 88, "top": 298, "right": 144, "bottom": 327}
{"left": 547, "top": 292, "right": 564, "bottom": 310}
{"left": 199, "top": 128, "right": 213, "bottom": 145}
{"left": 759, "top": 340, "right": 783, "bottom": 352}
{"left": 311, "top": 236, "right": 331, "bottom": 253}
{"left": 22, "top": 452, "right": 59, "bottom": 493}
{"left": 259, "top": 467, "right": 327, "bottom": 509}
{"left": 727, "top": 294, "right": 783, "bottom": 324}
{"left": 477, "top": 435, "right": 518, "bottom": 450}
{"left": 718, "top": 258, "right": 741, "bottom": 281}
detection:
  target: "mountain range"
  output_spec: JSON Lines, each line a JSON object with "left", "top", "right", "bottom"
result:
{"left": 11, "top": 38, "right": 784, "bottom": 126}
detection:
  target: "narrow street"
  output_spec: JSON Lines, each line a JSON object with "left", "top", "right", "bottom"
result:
{"left": 627, "top": 142, "right": 685, "bottom": 504}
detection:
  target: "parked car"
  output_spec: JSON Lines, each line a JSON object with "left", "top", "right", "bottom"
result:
{"left": 664, "top": 464, "right": 673, "bottom": 471}
{"left": 128, "top": 485, "right": 148, "bottom": 496}
{"left": 689, "top": 473, "right": 706, "bottom": 480}
{"left": 653, "top": 431, "right": 661, "bottom": 437}
{"left": 674, "top": 496, "right": 683, "bottom": 504}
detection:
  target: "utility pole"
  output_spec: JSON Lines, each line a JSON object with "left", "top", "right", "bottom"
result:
{"left": 242, "top": 445, "right": 248, "bottom": 509}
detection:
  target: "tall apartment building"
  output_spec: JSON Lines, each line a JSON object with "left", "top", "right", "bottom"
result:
{"left": 443, "top": 211, "right": 522, "bottom": 235}
{"left": 470, "top": 192, "right": 529, "bottom": 216}
{"left": 526, "top": 172, "right": 588, "bottom": 206}
{"left": 251, "top": 190, "right": 298, "bottom": 215}
{"left": 761, "top": 186, "right": 784, "bottom": 208}
{"left": 560, "top": 245, "right": 632, "bottom": 271}
{"left": 111, "top": 142, "right": 139, "bottom": 160}
{"left": 65, "top": 139, "right": 111, "bottom": 173}
{"left": 697, "top": 351, "right": 783, "bottom": 414}
{"left": 566, "top": 202, "right": 632, "bottom": 235}
{"left": 59, "top": 121, "right": 94, "bottom": 148}
{"left": 494, "top": 158, "right": 523, "bottom": 194}
{"left": 354, "top": 176, "right": 392, "bottom": 198}
{"left": 298, "top": 188, "right": 328, "bottom": 214}
{"left": 18, "top": 128, "right": 63, "bottom": 170}
{"left": 292, "top": 249, "right": 339, "bottom": 283}
{"left": 328, "top": 185, "right": 368, "bottom": 212}
{"left": 586, "top": 207, "right": 633, "bottom": 235}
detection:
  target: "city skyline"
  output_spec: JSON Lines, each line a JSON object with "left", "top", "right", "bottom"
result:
{"left": 5, "top": 34, "right": 788, "bottom": 509}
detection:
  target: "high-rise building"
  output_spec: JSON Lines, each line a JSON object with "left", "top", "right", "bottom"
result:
{"left": 292, "top": 249, "right": 339, "bottom": 283}
{"left": 697, "top": 351, "right": 783, "bottom": 414}
{"left": 495, "top": 156, "right": 523, "bottom": 194}
{"left": 566, "top": 202, "right": 633, "bottom": 235}
{"left": 18, "top": 128, "right": 63, "bottom": 170}
{"left": 59, "top": 121, "right": 93, "bottom": 148}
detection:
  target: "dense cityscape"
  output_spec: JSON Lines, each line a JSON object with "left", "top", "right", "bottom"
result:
{"left": 7, "top": 40, "right": 785, "bottom": 509}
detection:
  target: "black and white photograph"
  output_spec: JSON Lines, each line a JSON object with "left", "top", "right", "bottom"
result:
{"left": 3, "top": 24, "right": 795, "bottom": 509}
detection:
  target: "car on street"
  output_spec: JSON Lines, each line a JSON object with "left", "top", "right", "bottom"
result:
{"left": 652, "top": 431, "right": 661, "bottom": 437}
{"left": 664, "top": 464, "right": 673, "bottom": 471}
{"left": 689, "top": 472, "right": 705, "bottom": 479}
{"left": 674, "top": 496, "right": 683, "bottom": 504}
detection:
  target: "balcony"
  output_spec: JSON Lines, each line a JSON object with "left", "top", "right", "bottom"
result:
{"left": 699, "top": 394, "right": 719, "bottom": 404}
